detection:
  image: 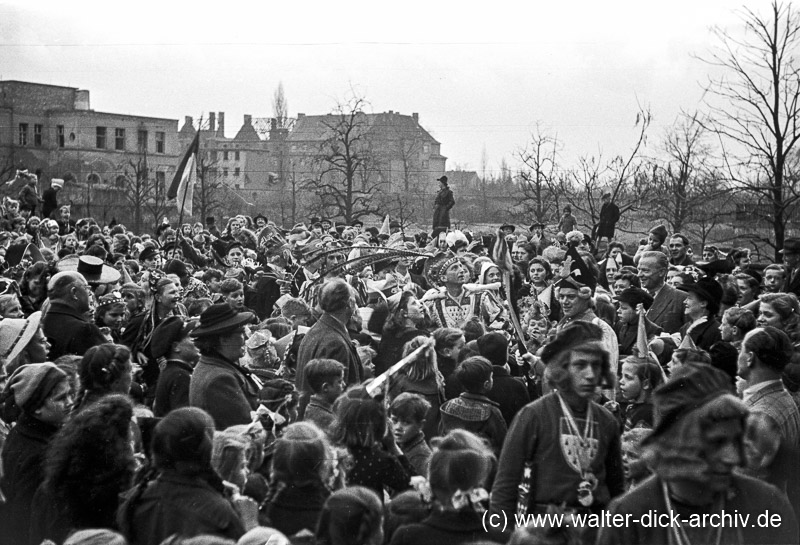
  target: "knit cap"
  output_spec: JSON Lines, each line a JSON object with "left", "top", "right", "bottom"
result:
{"left": 3, "top": 362, "right": 66, "bottom": 414}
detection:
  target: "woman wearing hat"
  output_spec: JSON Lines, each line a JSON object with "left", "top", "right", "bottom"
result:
{"left": 0, "top": 363, "right": 72, "bottom": 545}
{"left": 0, "top": 311, "right": 50, "bottom": 375}
{"left": 677, "top": 276, "right": 723, "bottom": 352}
{"left": 189, "top": 303, "right": 261, "bottom": 430}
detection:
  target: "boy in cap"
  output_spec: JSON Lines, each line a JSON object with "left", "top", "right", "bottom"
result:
{"left": 152, "top": 316, "right": 199, "bottom": 417}
{"left": 615, "top": 287, "right": 662, "bottom": 357}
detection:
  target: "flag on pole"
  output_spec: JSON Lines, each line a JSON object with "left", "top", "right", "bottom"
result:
{"left": 168, "top": 131, "right": 200, "bottom": 217}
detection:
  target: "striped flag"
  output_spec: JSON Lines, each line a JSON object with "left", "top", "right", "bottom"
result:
{"left": 168, "top": 131, "right": 199, "bottom": 217}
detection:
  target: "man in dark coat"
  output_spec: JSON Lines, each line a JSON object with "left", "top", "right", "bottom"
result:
{"left": 781, "top": 237, "right": 800, "bottom": 298}
{"left": 41, "top": 271, "right": 108, "bottom": 360}
{"left": 41, "top": 178, "right": 63, "bottom": 220}
{"left": 295, "top": 279, "right": 363, "bottom": 416}
{"left": 595, "top": 192, "right": 620, "bottom": 246}
{"left": 432, "top": 176, "right": 455, "bottom": 236}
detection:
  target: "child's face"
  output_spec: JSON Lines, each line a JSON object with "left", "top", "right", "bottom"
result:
{"left": 101, "top": 306, "right": 126, "bottom": 330}
{"left": 323, "top": 374, "right": 345, "bottom": 402}
{"left": 622, "top": 442, "right": 641, "bottom": 481}
{"left": 528, "top": 319, "right": 549, "bottom": 342}
{"left": 225, "top": 289, "right": 245, "bottom": 310}
{"left": 617, "top": 302, "right": 636, "bottom": 324}
{"left": 619, "top": 362, "right": 644, "bottom": 402}
{"left": 390, "top": 414, "right": 422, "bottom": 445}
{"left": 614, "top": 278, "right": 631, "bottom": 293}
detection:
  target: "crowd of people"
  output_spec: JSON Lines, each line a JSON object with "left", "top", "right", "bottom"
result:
{"left": 0, "top": 184, "right": 799, "bottom": 544}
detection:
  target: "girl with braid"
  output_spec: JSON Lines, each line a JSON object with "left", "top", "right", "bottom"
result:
{"left": 73, "top": 343, "right": 133, "bottom": 413}
{"left": 259, "top": 422, "right": 334, "bottom": 538}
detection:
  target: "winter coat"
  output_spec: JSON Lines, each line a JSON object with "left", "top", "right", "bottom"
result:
{"left": 0, "top": 414, "right": 60, "bottom": 545}
{"left": 189, "top": 353, "right": 260, "bottom": 430}
{"left": 432, "top": 187, "right": 455, "bottom": 230}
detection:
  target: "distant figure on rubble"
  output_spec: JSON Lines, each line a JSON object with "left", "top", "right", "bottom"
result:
{"left": 595, "top": 192, "right": 620, "bottom": 247}
{"left": 432, "top": 176, "right": 454, "bottom": 237}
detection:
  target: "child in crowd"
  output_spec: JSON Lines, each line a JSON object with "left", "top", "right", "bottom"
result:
{"left": 617, "top": 356, "right": 663, "bottom": 431}
{"left": 719, "top": 307, "right": 757, "bottom": 349}
{"left": 315, "top": 486, "right": 384, "bottom": 545}
{"left": 219, "top": 278, "right": 246, "bottom": 312}
{"left": 260, "top": 422, "right": 335, "bottom": 539}
{"left": 614, "top": 287, "right": 661, "bottom": 358}
{"left": 621, "top": 427, "right": 651, "bottom": 491}
{"left": 388, "top": 336, "right": 445, "bottom": 441}
{"left": 389, "top": 393, "right": 433, "bottom": 476}
{"left": 439, "top": 356, "right": 507, "bottom": 454}
{"left": 331, "top": 387, "right": 413, "bottom": 501}
{"left": 94, "top": 291, "right": 127, "bottom": 343}
{"left": 390, "top": 429, "right": 506, "bottom": 545}
{"left": 211, "top": 433, "right": 251, "bottom": 494}
{"left": 303, "top": 358, "right": 345, "bottom": 434}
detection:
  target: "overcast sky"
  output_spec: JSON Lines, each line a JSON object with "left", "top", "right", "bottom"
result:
{"left": 0, "top": 0, "right": 768, "bottom": 177}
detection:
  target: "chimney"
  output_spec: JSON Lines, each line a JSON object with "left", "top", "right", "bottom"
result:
{"left": 208, "top": 112, "right": 216, "bottom": 133}
{"left": 297, "top": 113, "right": 305, "bottom": 119}
{"left": 74, "top": 89, "right": 90, "bottom": 110}
{"left": 270, "top": 118, "right": 277, "bottom": 130}
{"left": 183, "top": 116, "right": 194, "bottom": 130}
{"left": 412, "top": 113, "right": 419, "bottom": 123}
{"left": 217, "top": 112, "right": 225, "bottom": 136}
{"left": 244, "top": 114, "right": 252, "bottom": 125}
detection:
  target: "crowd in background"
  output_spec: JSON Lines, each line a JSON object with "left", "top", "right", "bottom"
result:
{"left": 0, "top": 180, "right": 799, "bottom": 545}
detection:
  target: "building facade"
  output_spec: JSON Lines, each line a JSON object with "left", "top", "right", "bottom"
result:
{"left": 0, "top": 80, "right": 180, "bottom": 227}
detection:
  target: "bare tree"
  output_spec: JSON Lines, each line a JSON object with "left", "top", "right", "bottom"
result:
{"left": 556, "top": 107, "right": 652, "bottom": 234}
{"left": 193, "top": 149, "right": 226, "bottom": 225}
{"left": 307, "top": 95, "right": 386, "bottom": 223}
{"left": 515, "top": 126, "right": 561, "bottom": 224}
{"left": 698, "top": 1, "right": 800, "bottom": 258}
{"left": 143, "top": 171, "right": 170, "bottom": 228}
{"left": 392, "top": 125, "right": 423, "bottom": 192}
{"left": 273, "top": 82, "right": 289, "bottom": 130}
{"left": 118, "top": 151, "right": 150, "bottom": 233}
{"left": 649, "top": 113, "right": 730, "bottom": 234}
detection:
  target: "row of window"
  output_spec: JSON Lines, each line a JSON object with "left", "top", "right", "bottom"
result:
{"left": 95, "top": 127, "right": 165, "bottom": 153}
{"left": 207, "top": 150, "right": 241, "bottom": 161}
{"left": 18, "top": 123, "right": 166, "bottom": 153}
{"left": 209, "top": 167, "right": 241, "bottom": 177}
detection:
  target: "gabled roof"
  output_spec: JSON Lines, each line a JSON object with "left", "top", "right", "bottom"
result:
{"left": 234, "top": 122, "right": 261, "bottom": 143}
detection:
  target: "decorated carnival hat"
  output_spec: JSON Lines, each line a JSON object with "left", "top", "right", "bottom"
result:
{"left": 56, "top": 255, "right": 121, "bottom": 285}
